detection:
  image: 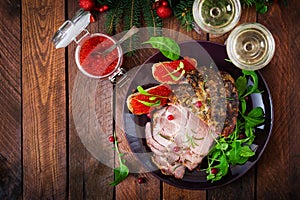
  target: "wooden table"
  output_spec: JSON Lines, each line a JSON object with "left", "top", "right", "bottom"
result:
{"left": 1, "top": 0, "right": 299, "bottom": 199}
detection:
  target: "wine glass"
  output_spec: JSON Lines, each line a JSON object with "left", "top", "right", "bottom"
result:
{"left": 192, "top": 0, "right": 241, "bottom": 36}
{"left": 226, "top": 23, "right": 275, "bottom": 70}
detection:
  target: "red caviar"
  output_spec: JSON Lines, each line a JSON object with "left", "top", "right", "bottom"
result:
{"left": 79, "top": 35, "right": 120, "bottom": 77}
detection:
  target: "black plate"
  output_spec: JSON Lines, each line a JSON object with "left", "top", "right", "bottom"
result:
{"left": 123, "top": 41, "right": 273, "bottom": 190}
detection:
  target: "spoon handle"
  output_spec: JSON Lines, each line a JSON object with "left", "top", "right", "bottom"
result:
{"left": 102, "top": 26, "right": 139, "bottom": 56}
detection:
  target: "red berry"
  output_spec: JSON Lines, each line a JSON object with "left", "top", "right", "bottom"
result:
{"left": 167, "top": 115, "right": 174, "bottom": 120}
{"left": 239, "top": 133, "right": 246, "bottom": 139}
{"left": 79, "top": 0, "right": 95, "bottom": 11}
{"left": 173, "top": 146, "right": 181, "bottom": 152}
{"left": 108, "top": 136, "right": 115, "bottom": 142}
{"left": 156, "top": 6, "right": 172, "bottom": 19}
{"left": 211, "top": 168, "right": 218, "bottom": 174}
{"left": 99, "top": 7, "right": 104, "bottom": 12}
{"left": 161, "top": 1, "right": 169, "bottom": 7}
{"left": 103, "top": 5, "right": 109, "bottom": 11}
{"left": 195, "top": 101, "right": 202, "bottom": 108}
{"left": 137, "top": 177, "right": 145, "bottom": 184}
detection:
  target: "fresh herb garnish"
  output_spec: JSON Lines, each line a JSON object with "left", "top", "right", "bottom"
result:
{"left": 136, "top": 99, "right": 161, "bottom": 107}
{"left": 161, "top": 61, "right": 186, "bottom": 81}
{"left": 185, "top": 132, "right": 203, "bottom": 148}
{"left": 206, "top": 70, "right": 265, "bottom": 182}
{"left": 142, "top": 36, "right": 180, "bottom": 60}
{"left": 109, "top": 132, "right": 129, "bottom": 186}
{"left": 137, "top": 86, "right": 168, "bottom": 99}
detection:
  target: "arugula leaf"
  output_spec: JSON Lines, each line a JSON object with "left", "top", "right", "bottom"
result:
{"left": 110, "top": 132, "right": 129, "bottom": 186}
{"left": 240, "top": 146, "right": 255, "bottom": 157}
{"left": 142, "top": 37, "right": 180, "bottom": 60}
{"left": 236, "top": 75, "right": 247, "bottom": 97}
{"left": 241, "top": 70, "right": 259, "bottom": 97}
{"left": 227, "top": 140, "right": 242, "bottom": 165}
{"left": 243, "top": 107, "right": 265, "bottom": 128}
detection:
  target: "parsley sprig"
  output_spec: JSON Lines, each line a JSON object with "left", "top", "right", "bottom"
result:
{"left": 206, "top": 70, "right": 265, "bottom": 182}
{"left": 109, "top": 132, "right": 129, "bottom": 186}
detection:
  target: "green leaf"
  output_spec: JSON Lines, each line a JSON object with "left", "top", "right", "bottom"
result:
{"left": 136, "top": 86, "right": 168, "bottom": 99}
{"left": 109, "top": 131, "right": 129, "bottom": 186}
{"left": 240, "top": 146, "right": 255, "bottom": 157}
{"left": 236, "top": 76, "right": 247, "bottom": 97}
{"left": 247, "top": 107, "right": 264, "bottom": 118}
{"left": 240, "top": 99, "right": 247, "bottom": 114}
{"left": 149, "top": 96, "right": 157, "bottom": 100}
{"left": 236, "top": 156, "right": 249, "bottom": 165}
{"left": 218, "top": 154, "right": 229, "bottom": 175}
{"left": 136, "top": 99, "right": 161, "bottom": 107}
{"left": 109, "top": 164, "right": 129, "bottom": 186}
{"left": 243, "top": 107, "right": 265, "bottom": 128}
{"left": 256, "top": 3, "right": 268, "bottom": 14}
{"left": 242, "top": 70, "right": 259, "bottom": 97}
{"left": 217, "top": 143, "right": 229, "bottom": 151}
{"left": 137, "top": 85, "right": 151, "bottom": 95}
{"left": 227, "top": 141, "right": 242, "bottom": 165}
{"left": 143, "top": 36, "right": 180, "bottom": 60}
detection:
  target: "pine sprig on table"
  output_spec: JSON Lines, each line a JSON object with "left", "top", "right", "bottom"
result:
{"left": 142, "top": 0, "right": 163, "bottom": 36}
{"left": 104, "top": 0, "right": 124, "bottom": 34}
{"left": 96, "top": 0, "right": 283, "bottom": 35}
{"left": 99, "top": 0, "right": 161, "bottom": 34}
{"left": 173, "top": 0, "right": 194, "bottom": 31}
{"left": 240, "top": 0, "right": 270, "bottom": 13}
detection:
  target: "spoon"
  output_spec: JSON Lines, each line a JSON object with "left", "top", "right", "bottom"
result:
{"left": 92, "top": 26, "right": 139, "bottom": 56}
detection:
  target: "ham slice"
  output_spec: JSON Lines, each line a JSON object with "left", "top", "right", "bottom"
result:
{"left": 152, "top": 57, "right": 197, "bottom": 84}
{"left": 145, "top": 104, "right": 218, "bottom": 178}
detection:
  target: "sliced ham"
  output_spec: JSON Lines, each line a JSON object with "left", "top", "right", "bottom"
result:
{"left": 145, "top": 104, "right": 218, "bottom": 178}
{"left": 152, "top": 57, "right": 197, "bottom": 84}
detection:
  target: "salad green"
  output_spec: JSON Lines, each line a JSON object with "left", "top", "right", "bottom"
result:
{"left": 206, "top": 70, "right": 265, "bottom": 182}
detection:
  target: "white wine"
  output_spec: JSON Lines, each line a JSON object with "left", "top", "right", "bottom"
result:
{"left": 193, "top": 0, "right": 241, "bottom": 36}
{"left": 226, "top": 23, "right": 275, "bottom": 70}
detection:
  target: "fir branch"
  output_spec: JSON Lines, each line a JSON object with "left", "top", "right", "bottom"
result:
{"left": 173, "top": 0, "right": 194, "bottom": 31}
{"left": 142, "top": 0, "right": 162, "bottom": 36}
{"left": 104, "top": 0, "right": 124, "bottom": 34}
{"left": 123, "top": 0, "right": 141, "bottom": 54}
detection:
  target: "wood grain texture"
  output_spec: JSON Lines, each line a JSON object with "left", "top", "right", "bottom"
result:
{"left": 67, "top": 2, "right": 114, "bottom": 199}
{"left": 163, "top": 185, "right": 206, "bottom": 200}
{"left": 207, "top": 7, "right": 257, "bottom": 200}
{"left": 22, "top": 0, "right": 66, "bottom": 199}
{"left": 0, "top": 0, "right": 22, "bottom": 199}
{"left": 257, "top": 1, "right": 300, "bottom": 199}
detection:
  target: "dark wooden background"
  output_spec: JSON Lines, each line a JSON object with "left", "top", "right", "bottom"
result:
{"left": 0, "top": 0, "right": 299, "bottom": 199}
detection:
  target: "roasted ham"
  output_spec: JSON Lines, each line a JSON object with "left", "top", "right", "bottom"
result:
{"left": 145, "top": 104, "right": 218, "bottom": 178}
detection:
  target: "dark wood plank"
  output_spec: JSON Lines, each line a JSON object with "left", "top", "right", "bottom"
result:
{"left": 67, "top": 2, "right": 114, "bottom": 199}
{"left": 163, "top": 185, "right": 206, "bottom": 200}
{"left": 0, "top": 0, "right": 21, "bottom": 199}
{"left": 256, "top": 1, "right": 300, "bottom": 199}
{"left": 22, "top": 0, "right": 66, "bottom": 199}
